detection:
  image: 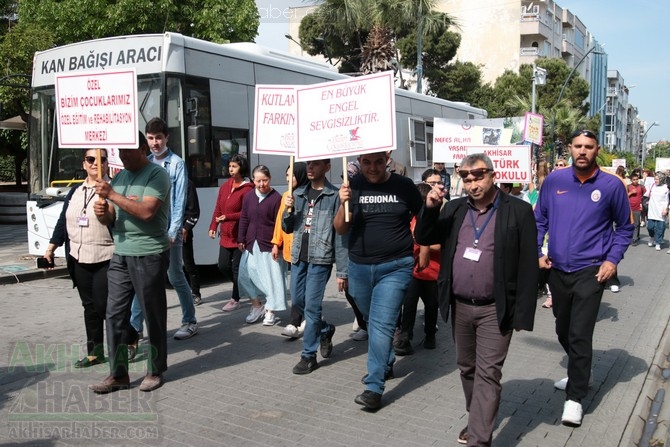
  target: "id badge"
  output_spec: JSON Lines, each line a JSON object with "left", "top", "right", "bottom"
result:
{"left": 464, "top": 247, "right": 481, "bottom": 262}
{"left": 77, "top": 216, "right": 89, "bottom": 227}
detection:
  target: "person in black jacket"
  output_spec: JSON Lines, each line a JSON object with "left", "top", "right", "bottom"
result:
{"left": 414, "top": 153, "right": 538, "bottom": 446}
{"left": 182, "top": 179, "right": 201, "bottom": 304}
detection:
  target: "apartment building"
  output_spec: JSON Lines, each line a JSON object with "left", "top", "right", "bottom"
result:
{"left": 606, "top": 70, "right": 641, "bottom": 154}
{"left": 437, "top": 0, "right": 614, "bottom": 145}
{"left": 282, "top": 0, "right": 639, "bottom": 153}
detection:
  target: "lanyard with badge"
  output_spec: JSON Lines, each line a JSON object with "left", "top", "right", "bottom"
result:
{"left": 463, "top": 198, "right": 499, "bottom": 262}
{"left": 77, "top": 186, "right": 95, "bottom": 227}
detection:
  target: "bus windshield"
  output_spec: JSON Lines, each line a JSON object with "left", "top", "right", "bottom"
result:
{"left": 29, "top": 74, "right": 162, "bottom": 193}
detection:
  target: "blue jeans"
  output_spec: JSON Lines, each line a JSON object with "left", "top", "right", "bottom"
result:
{"left": 647, "top": 219, "right": 666, "bottom": 246}
{"left": 348, "top": 256, "right": 414, "bottom": 395}
{"left": 130, "top": 233, "right": 196, "bottom": 331}
{"left": 290, "top": 261, "right": 332, "bottom": 359}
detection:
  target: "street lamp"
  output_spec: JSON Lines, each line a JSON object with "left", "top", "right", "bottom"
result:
{"left": 549, "top": 44, "right": 605, "bottom": 162}
{"left": 642, "top": 121, "right": 660, "bottom": 168}
{"left": 284, "top": 34, "right": 303, "bottom": 56}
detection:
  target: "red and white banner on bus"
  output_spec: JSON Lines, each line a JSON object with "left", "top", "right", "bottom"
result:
{"left": 55, "top": 69, "right": 138, "bottom": 149}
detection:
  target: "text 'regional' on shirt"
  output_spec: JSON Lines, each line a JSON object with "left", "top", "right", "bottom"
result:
{"left": 348, "top": 173, "right": 422, "bottom": 264}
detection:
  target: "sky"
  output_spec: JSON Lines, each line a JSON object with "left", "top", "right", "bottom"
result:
{"left": 255, "top": 0, "right": 669, "bottom": 142}
{"left": 559, "top": 0, "right": 669, "bottom": 142}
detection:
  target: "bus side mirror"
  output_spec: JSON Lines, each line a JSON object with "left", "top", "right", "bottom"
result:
{"left": 188, "top": 125, "right": 205, "bottom": 155}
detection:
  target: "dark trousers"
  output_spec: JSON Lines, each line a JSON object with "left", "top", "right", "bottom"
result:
{"left": 106, "top": 252, "right": 169, "bottom": 378}
{"left": 182, "top": 228, "right": 201, "bottom": 296}
{"left": 455, "top": 301, "right": 512, "bottom": 447}
{"left": 217, "top": 246, "right": 242, "bottom": 301}
{"left": 345, "top": 291, "right": 367, "bottom": 332}
{"left": 73, "top": 259, "right": 110, "bottom": 358}
{"left": 632, "top": 210, "right": 641, "bottom": 242}
{"left": 548, "top": 266, "right": 604, "bottom": 403}
{"left": 400, "top": 277, "right": 438, "bottom": 338}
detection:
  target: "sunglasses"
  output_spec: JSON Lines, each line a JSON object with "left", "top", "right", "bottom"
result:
{"left": 570, "top": 129, "right": 598, "bottom": 143}
{"left": 458, "top": 168, "right": 491, "bottom": 181}
{"left": 85, "top": 156, "right": 107, "bottom": 164}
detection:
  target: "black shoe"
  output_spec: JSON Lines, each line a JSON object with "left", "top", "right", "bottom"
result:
{"left": 192, "top": 293, "right": 202, "bottom": 306}
{"left": 423, "top": 334, "right": 436, "bottom": 350}
{"left": 393, "top": 334, "right": 414, "bottom": 356}
{"left": 320, "top": 324, "right": 336, "bottom": 358}
{"left": 354, "top": 390, "right": 382, "bottom": 410}
{"left": 128, "top": 344, "right": 138, "bottom": 361}
{"left": 361, "top": 366, "right": 394, "bottom": 384}
{"left": 292, "top": 356, "right": 319, "bottom": 375}
{"left": 457, "top": 426, "right": 468, "bottom": 445}
{"left": 74, "top": 356, "right": 105, "bottom": 368}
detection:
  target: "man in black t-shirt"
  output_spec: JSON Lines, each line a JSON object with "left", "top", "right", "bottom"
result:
{"left": 335, "top": 151, "right": 422, "bottom": 410}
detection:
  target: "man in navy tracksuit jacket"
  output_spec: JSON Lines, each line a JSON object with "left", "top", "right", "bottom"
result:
{"left": 535, "top": 129, "right": 633, "bottom": 427}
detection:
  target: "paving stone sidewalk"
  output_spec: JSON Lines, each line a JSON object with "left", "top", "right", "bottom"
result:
{"left": 1, "top": 222, "right": 670, "bottom": 446}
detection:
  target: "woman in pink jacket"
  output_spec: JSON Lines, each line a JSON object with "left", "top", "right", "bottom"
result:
{"left": 208, "top": 154, "right": 254, "bottom": 311}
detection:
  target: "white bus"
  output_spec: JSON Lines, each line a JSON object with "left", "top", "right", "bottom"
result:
{"left": 27, "top": 32, "right": 486, "bottom": 265}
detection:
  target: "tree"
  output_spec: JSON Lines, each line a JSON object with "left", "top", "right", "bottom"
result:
{"left": 423, "top": 61, "right": 483, "bottom": 103}
{"left": 299, "top": 0, "right": 456, "bottom": 81}
{"left": 0, "top": 22, "right": 53, "bottom": 186}
{"left": 0, "top": 0, "right": 260, "bottom": 186}
{"left": 17, "top": 0, "right": 259, "bottom": 44}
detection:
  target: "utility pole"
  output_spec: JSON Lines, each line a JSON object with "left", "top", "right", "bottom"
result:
{"left": 642, "top": 121, "right": 660, "bottom": 169}
{"left": 531, "top": 65, "right": 547, "bottom": 172}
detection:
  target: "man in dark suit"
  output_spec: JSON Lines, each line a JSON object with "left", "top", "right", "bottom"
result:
{"left": 415, "top": 153, "right": 538, "bottom": 446}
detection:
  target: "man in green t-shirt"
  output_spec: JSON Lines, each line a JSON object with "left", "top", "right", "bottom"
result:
{"left": 90, "top": 131, "right": 171, "bottom": 394}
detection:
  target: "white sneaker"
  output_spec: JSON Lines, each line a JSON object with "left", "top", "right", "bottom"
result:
{"left": 281, "top": 324, "right": 300, "bottom": 338}
{"left": 246, "top": 305, "right": 265, "bottom": 324}
{"left": 656, "top": 244, "right": 662, "bottom": 251}
{"left": 610, "top": 285, "right": 619, "bottom": 293}
{"left": 648, "top": 241, "right": 654, "bottom": 247}
{"left": 352, "top": 318, "right": 360, "bottom": 332}
{"left": 262, "top": 310, "right": 279, "bottom": 326}
{"left": 174, "top": 322, "right": 198, "bottom": 340}
{"left": 298, "top": 320, "right": 306, "bottom": 336}
{"left": 352, "top": 329, "right": 368, "bottom": 341}
{"left": 554, "top": 377, "right": 568, "bottom": 390}
{"left": 640, "top": 221, "right": 646, "bottom": 227}
{"left": 554, "top": 373, "right": 594, "bottom": 390}
{"left": 561, "top": 400, "right": 583, "bottom": 426}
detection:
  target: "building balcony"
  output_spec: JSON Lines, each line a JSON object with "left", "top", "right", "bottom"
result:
{"left": 520, "top": 47, "right": 542, "bottom": 56}
{"left": 520, "top": 18, "right": 552, "bottom": 39}
{"left": 562, "top": 39, "right": 574, "bottom": 56}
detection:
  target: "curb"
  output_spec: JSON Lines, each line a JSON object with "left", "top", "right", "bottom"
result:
{"left": 0, "top": 266, "right": 69, "bottom": 285}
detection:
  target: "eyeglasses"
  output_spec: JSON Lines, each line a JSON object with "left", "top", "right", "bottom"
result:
{"left": 426, "top": 181, "right": 444, "bottom": 186}
{"left": 458, "top": 168, "right": 491, "bottom": 181}
{"left": 85, "top": 156, "right": 107, "bottom": 164}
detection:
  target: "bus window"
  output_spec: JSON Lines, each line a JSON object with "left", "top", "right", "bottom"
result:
{"left": 213, "top": 128, "right": 248, "bottom": 184}
{"left": 181, "top": 78, "right": 214, "bottom": 187}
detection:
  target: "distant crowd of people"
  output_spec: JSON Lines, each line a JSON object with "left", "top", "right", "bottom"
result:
{"left": 49, "top": 124, "right": 653, "bottom": 446}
